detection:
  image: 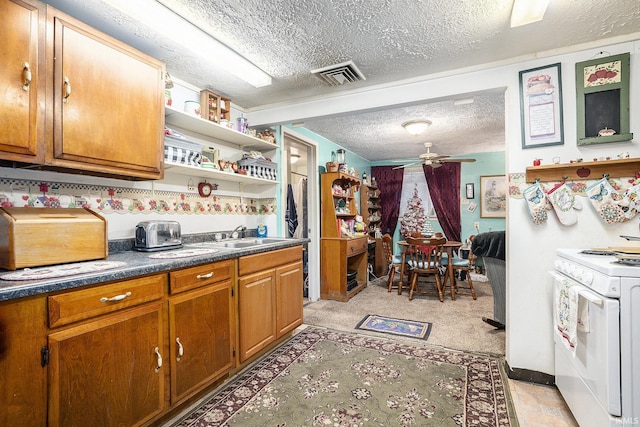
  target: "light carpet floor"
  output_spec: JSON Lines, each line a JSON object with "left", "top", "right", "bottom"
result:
{"left": 304, "top": 275, "right": 505, "bottom": 356}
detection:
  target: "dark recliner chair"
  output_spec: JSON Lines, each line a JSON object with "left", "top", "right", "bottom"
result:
{"left": 471, "top": 231, "right": 506, "bottom": 329}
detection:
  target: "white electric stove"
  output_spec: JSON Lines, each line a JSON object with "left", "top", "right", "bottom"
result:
{"left": 551, "top": 248, "right": 640, "bottom": 427}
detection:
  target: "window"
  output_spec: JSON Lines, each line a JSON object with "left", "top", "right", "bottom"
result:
{"left": 399, "top": 168, "right": 436, "bottom": 218}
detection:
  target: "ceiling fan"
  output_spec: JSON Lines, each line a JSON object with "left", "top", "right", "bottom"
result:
{"left": 392, "top": 142, "right": 476, "bottom": 169}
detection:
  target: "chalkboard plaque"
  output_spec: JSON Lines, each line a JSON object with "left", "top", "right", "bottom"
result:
{"left": 576, "top": 52, "right": 632, "bottom": 145}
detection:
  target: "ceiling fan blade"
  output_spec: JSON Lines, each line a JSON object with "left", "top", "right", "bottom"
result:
{"left": 392, "top": 162, "right": 417, "bottom": 170}
{"left": 439, "top": 158, "right": 476, "bottom": 163}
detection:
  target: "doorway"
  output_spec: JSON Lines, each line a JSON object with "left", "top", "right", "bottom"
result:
{"left": 282, "top": 128, "right": 320, "bottom": 302}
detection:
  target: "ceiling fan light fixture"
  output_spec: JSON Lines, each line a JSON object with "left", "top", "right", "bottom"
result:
{"left": 510, "top": 0, "right": 550, "bottom": 28}
{"left": 402, "top": 120, "right": 432, "bottom": 136}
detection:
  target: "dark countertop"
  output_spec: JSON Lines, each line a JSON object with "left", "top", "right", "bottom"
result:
{"left": 0, "top": 238, "right": 308, "bottom": 302}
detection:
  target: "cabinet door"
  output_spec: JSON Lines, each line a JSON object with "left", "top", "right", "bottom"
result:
{"left": 238, "top": 269, "right": 276, "bottom": 362}
{"left": 0, "top": 0, "right": 45, "bottom": 163}
{"left": 0, "top": 295, "right": 48, "bottom": 427}
{"left": 49, "top": 9, "right": 165, "bottom": 179}
{"left": 169, "top": 282, "right": 234, "bottom": 404}
{"left": 276, "top": 261, "right": 303, "bottom": 337}
{"left": 48, "top": 303, "right": 165, "bottom": 427}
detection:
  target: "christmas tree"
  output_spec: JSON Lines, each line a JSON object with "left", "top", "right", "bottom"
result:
{"left": 400, "top": 184, "right": 426, "bottom": 237}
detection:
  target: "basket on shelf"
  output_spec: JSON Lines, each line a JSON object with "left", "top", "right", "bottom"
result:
{"left": 237, "top": 157, "right": 278, "bottom": 180}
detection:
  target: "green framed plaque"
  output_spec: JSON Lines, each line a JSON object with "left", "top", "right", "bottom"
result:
{"left": 576, "top": 52, "right": 632, "bottom": 145}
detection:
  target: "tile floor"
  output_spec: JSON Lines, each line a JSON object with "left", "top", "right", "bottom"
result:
{"left": 509, "top": 379, "right": 579, "bottom": 426}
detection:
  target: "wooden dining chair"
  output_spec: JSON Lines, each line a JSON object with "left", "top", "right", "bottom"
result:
{"left": 382, "top": 234, "right": 404, "bottom": 294}
{"left": 405, "top": 236, "right": 446, "bottom": 302}
{"left": 443, "top": 235, "right": 478, "bottom": 300}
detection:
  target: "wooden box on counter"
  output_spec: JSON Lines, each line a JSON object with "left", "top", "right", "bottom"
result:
{"left": 0, "top": 207, "right": 107, "bottom": 270}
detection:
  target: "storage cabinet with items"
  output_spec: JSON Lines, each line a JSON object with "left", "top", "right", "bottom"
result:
{"left": 200, "top": 89, "right": 230, "bottom": 124}
{"left": 360, "top": 182, "right": 386, "bottom": 276}
{"left": 237, "top": 246, "right": 303, "bottom": 363}
{"left": 320, "top": 172, "right": 368, "bottom": 301}
{"left": 0, "top": 0, "right": 166, "bottom": 180}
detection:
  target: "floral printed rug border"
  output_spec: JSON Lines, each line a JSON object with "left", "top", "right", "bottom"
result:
{"left": 175, "top": 327, "right": 518, "bottom": 427}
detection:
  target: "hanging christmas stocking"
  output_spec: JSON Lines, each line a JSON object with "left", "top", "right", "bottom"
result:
{"left": 547, "top": 182, "right": 579, "bottom": 226}
{"left": 586, "top": 177, "right": 625, "bottom": 224}
{"left": 522, "top": 182, "right": 549, "bottom": 224}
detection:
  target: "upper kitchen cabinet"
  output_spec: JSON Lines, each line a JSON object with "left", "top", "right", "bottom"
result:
{"left": 0, "top": 0, "right": 46, "bottom": 164}
{"left": 46, "top": 7, "right": 166, "bottom": 180}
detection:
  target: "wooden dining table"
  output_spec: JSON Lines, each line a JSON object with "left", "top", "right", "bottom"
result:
{"left": 397, "top": 239, "right": 463, "bottom": 299}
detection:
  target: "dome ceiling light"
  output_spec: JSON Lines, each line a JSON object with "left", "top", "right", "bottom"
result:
{"left": 402, "top": 120, "right": 432, "bottom": 136}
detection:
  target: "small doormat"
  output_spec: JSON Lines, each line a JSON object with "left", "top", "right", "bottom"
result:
{"left": 355, "top": 314, "right": 432, "bottom": 341}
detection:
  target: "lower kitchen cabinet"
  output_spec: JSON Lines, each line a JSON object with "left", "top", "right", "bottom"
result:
{"left": 238, "top": 246, "right": 303, "bottom": 363}
{"left": 48, "top": 302, "right": 165, "bottom": 427}
{"left": 168, "top": 260, "right": 235, "bottom": 405}
{"left": 0, "top": 295, "right": 48, "bottom": 427}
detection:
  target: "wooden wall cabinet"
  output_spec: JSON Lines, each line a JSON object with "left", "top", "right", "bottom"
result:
{"left": 237, "top": 246, "right": 303, "bottom": 363}
{"left": 0, "top": 0, "right": 46, "bottom": 164}
{"left": 47, "top": 7, "right": 165, "bottom": 180}
{"left": 0, "top": 0, "right": 166, "bottom": 180}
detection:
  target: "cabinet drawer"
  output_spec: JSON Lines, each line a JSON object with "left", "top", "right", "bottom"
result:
{"left": 347, "top": 237, "right": 368, "bottom": 256}
{"left": 48, "top": 274, "right": 166, "bottom": 328}
{"left": 169, "top": 259, "right": 233, "bottom": 294}
{"left": 239, "top": 246, "right": 302, "bottom": 276}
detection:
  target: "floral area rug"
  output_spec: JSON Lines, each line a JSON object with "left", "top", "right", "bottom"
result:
{"left": 355, "top": 314, "right": 432, "bottom": 341}
{"left": 174, "top": 327, "right": 518, "bottom": 427}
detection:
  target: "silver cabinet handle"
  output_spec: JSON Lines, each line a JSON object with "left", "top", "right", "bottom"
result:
{"left": 176, "top": 337, "right": 184, "bottom": 362}
{"left": 63, "top": 77, "right": 71, "bottom": 103}
{"left": 196, "top": 272, "right": 214, "bottom": 279}
{"left": 154, "top": 347, "right": 162, "bottom": 373}
{"left": 100, "top": 291, "right": 131, "bottom": 303}
{"left": 22, "top": 62, "right": 31, "bottom": 91}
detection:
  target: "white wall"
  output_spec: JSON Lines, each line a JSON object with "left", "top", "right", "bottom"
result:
{"left": 249, "top": 34, "right": 640, "bottom": 376}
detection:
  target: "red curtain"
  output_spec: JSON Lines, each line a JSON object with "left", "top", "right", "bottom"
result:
{"left": 423, "top": 163, "right": 461, "bottom": 242}
{"left": 371, "top": 166, "right": 404, "bottom": 236}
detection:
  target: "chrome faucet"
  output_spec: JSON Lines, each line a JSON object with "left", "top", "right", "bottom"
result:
{"left": 231, "top": 225, "right": 246, "bottom": 239}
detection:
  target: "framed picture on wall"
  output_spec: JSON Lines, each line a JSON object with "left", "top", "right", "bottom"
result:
{"left": 465, "top": 183, "right": 474, "bottom": 199}
{"left": 480, "top": 175, "right": 506, "bottom": 218}
{"left": 518, "top": 63, "right": 564, "bottom": 149}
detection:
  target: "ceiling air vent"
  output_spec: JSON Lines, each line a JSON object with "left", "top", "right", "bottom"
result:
{"left": 311, "top": 60, "right": 366, "bottom": 86}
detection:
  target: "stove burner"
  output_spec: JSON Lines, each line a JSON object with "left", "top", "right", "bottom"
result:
{"left": 580, "top": 249, "right": 617, "bottom": 256}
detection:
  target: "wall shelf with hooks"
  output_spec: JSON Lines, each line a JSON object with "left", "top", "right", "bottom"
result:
{"left": 525, "top": 158, "right": 640, "bottom": 183}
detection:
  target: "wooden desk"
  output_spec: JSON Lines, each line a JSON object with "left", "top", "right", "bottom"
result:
{"left": 398, "top": 240, "right": 462, "bottom": 299}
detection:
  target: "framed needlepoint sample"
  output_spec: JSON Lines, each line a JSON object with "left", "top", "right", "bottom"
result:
{"left": 576, "top": 52, "right": 633, "bottom": 145}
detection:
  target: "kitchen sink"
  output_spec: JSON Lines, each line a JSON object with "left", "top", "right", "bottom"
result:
{"left": 187, "top": 238, "right": 291, "bottom": 249}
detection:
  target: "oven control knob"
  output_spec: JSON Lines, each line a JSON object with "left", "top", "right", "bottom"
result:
{"left": 582, "top": 271, "right": 593, "bottom": 285}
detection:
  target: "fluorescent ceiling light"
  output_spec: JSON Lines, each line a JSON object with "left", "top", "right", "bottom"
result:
{"left": 402, "top": 120, "right": 432, "bottom": 136}
{"left": 511, "top": 0, "right": 550, "bottom": 28}
{"left": 103, "top": 0, "right": 272, "bottom": 87}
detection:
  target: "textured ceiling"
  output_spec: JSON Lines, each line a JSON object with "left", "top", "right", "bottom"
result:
{"left": 43, "top": 0, "right": 640, "bottom": 162}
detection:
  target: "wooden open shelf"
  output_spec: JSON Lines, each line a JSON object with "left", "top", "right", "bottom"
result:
{"left": 525, "top": 158, "right": 640, "bottom": 183}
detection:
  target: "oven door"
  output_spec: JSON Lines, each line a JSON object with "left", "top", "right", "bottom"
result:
{"left": 550, "top": 271, "right": 621, "bottom": 425}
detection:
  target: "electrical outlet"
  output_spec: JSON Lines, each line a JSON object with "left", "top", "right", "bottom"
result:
{"left": 474, "top": 222, "right": 480, "bottom": 229}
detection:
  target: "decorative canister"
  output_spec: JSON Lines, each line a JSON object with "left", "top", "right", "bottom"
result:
{"left": 183, "top": 101, "right": 201, "bottom": 117}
